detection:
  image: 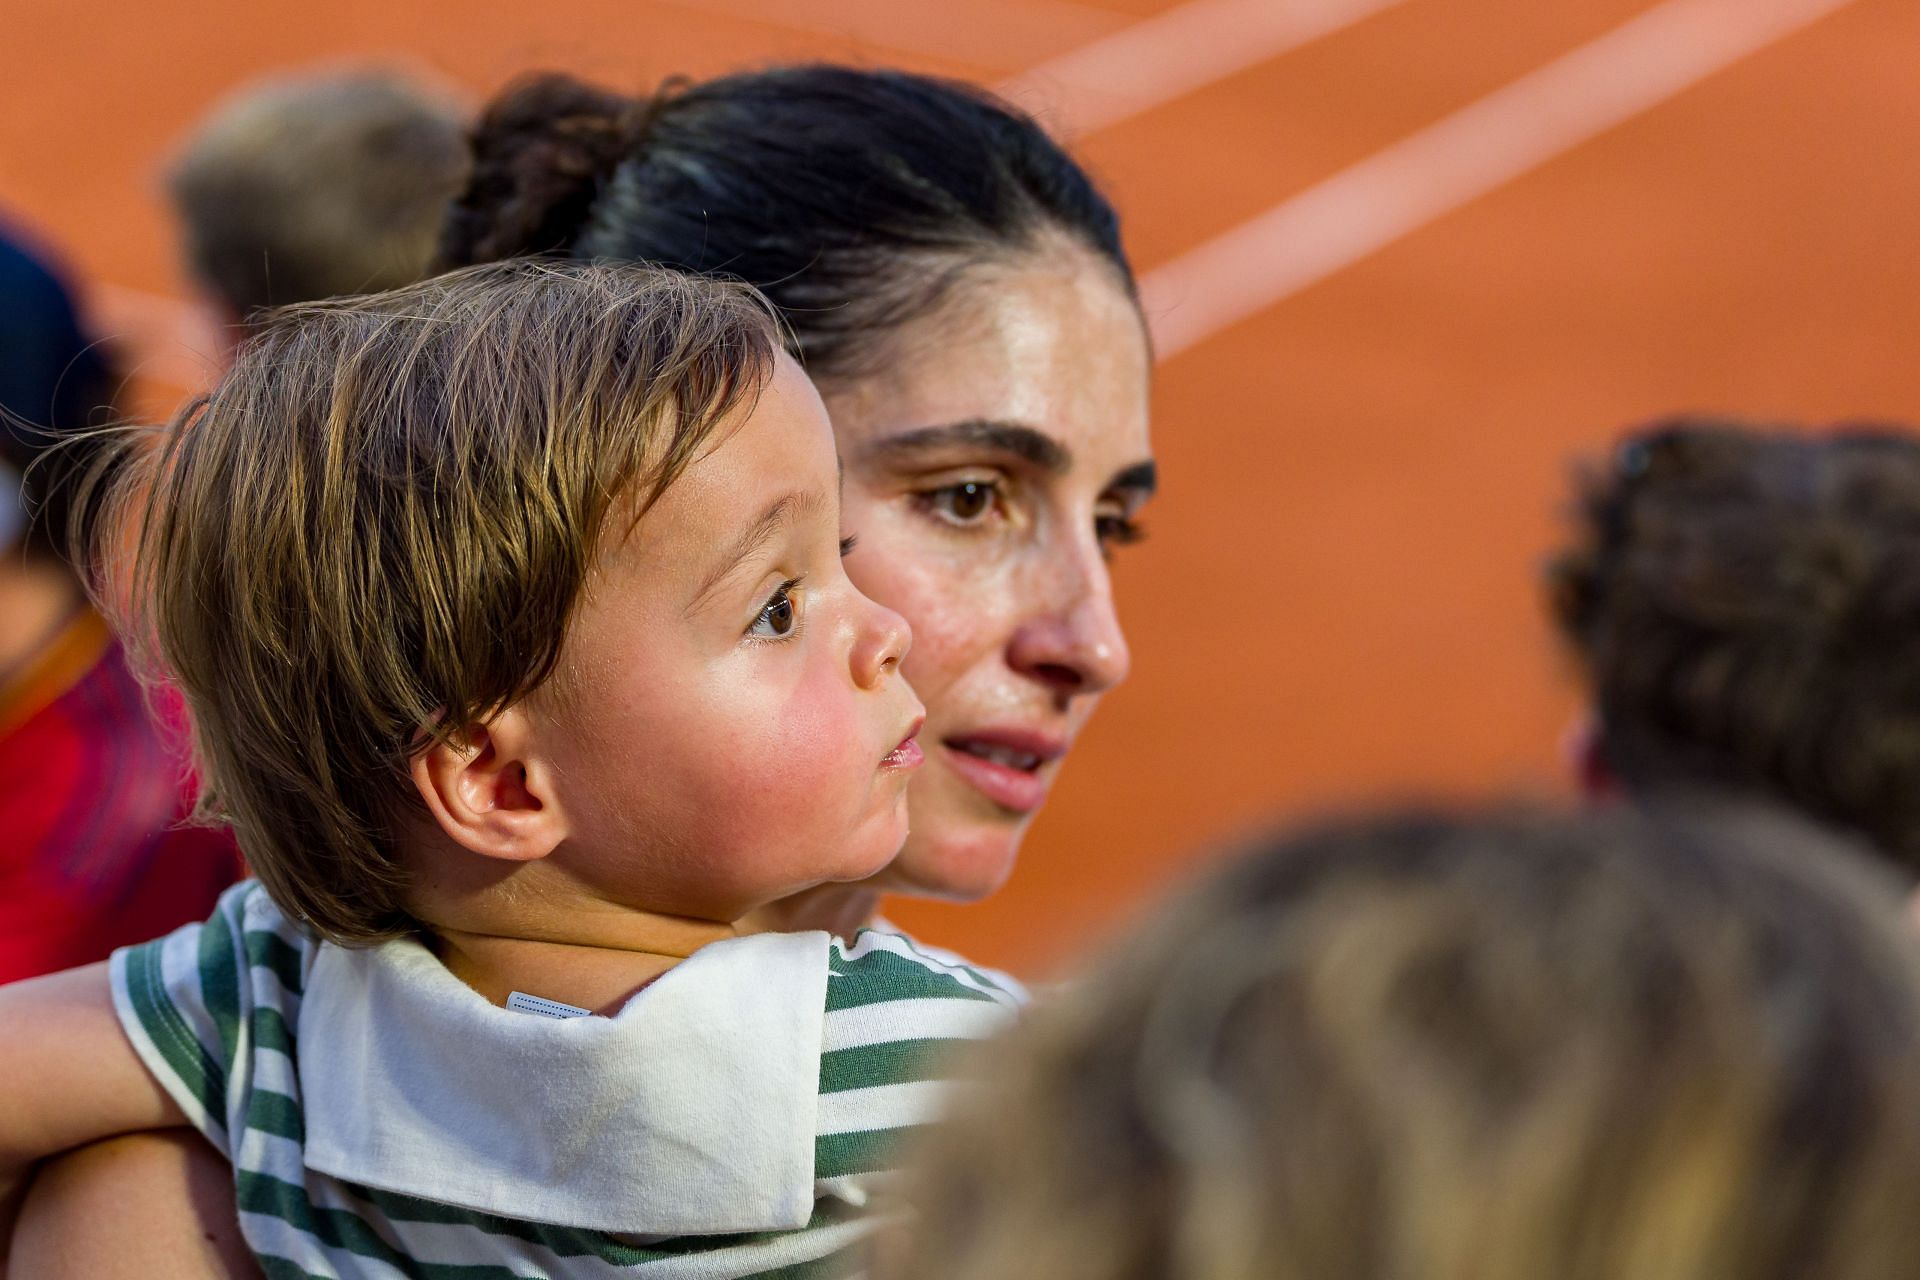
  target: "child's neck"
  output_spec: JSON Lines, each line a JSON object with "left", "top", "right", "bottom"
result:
{"left": 737, "top": 882, "right": 883, "bottom": 941}
{"left": 429, "top": 911, "right": 736, "bottom": 1017}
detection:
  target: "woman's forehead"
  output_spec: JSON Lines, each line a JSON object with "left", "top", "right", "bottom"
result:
{"left": 825, "top": 253, "right": 1152, "bottom": 469}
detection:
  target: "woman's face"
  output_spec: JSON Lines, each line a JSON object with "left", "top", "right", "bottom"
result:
{"left": 827, "top": 245, "right": 1155, "bottom": 902}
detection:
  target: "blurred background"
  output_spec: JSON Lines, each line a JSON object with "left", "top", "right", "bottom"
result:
{"left": 6, "top": 0, "right": 1917, "bottom": 976}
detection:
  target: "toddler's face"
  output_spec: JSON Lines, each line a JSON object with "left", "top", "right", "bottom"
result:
{"left": 528, "top": 355, "right": 924, "bottom": 923}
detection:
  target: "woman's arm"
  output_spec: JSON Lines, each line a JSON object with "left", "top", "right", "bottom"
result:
{"left": 0, "top": 963, "right": 187, "bottom": 1262}
{"left": 11, "top": 1131, "right": 258, "bottom": 1279}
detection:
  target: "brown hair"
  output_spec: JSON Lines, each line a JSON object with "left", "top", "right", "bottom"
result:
{"left": 888, "top": 805, "right": 1920, "bottom": 1280}
{"left": 80, "top": 259, "right": 779, "bottom": 942}
{"left": 170, "top": 68, "right": 470, "bottom": 318}
{"left": 1548, "top": 418, "right": 1920, "bottom": 872}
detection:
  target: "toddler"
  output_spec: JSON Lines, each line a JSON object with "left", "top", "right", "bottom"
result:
{"left": 0, "top": 260, "right": 1019, "bottom": 1277}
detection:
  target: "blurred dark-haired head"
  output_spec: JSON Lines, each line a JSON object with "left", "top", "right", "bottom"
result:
{"left": 438, "top": 65, "right": 1137, "bottom": 385}
{"left": 1548, "top": 417, "right": 1920, "bottom": 872}
{"left": 0, "top": 220, "right": 117, "bottom": 560}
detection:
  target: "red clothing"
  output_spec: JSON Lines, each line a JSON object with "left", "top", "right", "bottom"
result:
{"left": 0, "top": 609, "right": 243, "bottom": 982}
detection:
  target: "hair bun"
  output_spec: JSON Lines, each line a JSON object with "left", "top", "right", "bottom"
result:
{"left": 437, "top": 72, "right": 642, "bottom": 269}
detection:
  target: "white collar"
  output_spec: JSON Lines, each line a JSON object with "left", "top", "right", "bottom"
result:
{"left": 299, "top": 929, "right": 831, "bottom": 1235}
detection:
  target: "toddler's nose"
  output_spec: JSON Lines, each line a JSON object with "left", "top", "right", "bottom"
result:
{"left": 853, "top": 598, "right": 912, "bottom": 689}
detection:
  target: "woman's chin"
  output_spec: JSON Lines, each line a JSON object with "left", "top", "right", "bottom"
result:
{"left": 881, "top": 817, "right": 1029, "bottom": 903}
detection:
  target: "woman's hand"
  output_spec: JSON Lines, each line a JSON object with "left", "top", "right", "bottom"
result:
{"left": 0, "top": 963, "right": 188, "bottom": 1262}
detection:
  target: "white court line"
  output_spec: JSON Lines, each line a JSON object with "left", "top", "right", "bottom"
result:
{"left": 656, "top": 0, "right": 1127, "bottom": 74}
{"left": 999, "top": 0, "right": 1415, "bottom": 138}
{"left": 95, "top": 0, "right": 1402, "bottom": 374}
{"left": 1140, "top": 0, "right": 1861, "bottom": 361}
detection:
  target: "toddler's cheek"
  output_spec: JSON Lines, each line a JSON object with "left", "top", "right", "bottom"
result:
{"left": 780, "top": 671, "right": 875, "bottom": 759}
{"left": 686, "top": 673, "right": 900, "bottom": 894}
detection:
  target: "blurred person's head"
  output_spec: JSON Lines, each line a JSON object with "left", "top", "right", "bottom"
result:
{"left": 169, "top": 67, "right": 468, "bottom": 332}
{"left": 441, "top": 67, "right": 1155, "bottom": 921}
{"left": 888, "top": 805, "right": 1920, "bottom": 1280}
{"left": 1548, "top": 419, "right": 1920, "bottom": 875}
{"left": 0, "top": 219, "right": 116, "bottom": 565}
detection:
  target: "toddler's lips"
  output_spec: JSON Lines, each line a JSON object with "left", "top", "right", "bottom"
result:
{"left": 882, "top": 719, "right": 926, "bottom": 771}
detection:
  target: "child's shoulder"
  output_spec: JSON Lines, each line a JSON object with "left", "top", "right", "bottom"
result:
{"left": 113, "top": 878, "right": 321, "bottom": 1057}
{"left": 201, "top": 877, "right": 324, "bottom": 976}
{"left": 109, "top": 877, "right": 320, "bottom": 1153}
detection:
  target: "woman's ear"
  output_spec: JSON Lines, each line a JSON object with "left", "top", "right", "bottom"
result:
{"left": 410, "top": 708, "right": 568, "bottom": 862}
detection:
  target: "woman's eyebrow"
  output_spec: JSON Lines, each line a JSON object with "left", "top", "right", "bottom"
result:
{"left": 859, "top": 419, "right": 1069, "bottom": 473}
{"left": 1109, "top": 460, "right": 1158, "bottom": 496}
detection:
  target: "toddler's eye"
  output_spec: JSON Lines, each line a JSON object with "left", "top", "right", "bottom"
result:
{"left": 749, "top": 580, "right": 800, "bottom": 639}
{"left": 922, "top": 480, "right": 1001, "bottom": 526}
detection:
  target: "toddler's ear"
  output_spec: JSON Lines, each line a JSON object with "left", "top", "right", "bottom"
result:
{"left": 410, "top": 709, "right": 567, "bottom": 862}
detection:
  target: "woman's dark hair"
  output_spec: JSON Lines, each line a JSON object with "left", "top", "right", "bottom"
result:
{"left": 439, "top": 66, "right": 1135, "bottom": 384}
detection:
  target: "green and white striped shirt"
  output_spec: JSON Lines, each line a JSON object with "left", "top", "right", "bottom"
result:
{"left": 112, "top": 881, "right": 1021, "bottom": 1279}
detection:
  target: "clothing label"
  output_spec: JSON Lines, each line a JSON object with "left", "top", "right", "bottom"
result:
{"left": 506, "top": 991, "right": 592, "bottom": 1020}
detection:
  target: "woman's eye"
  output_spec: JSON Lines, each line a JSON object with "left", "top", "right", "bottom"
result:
{"left": 1096, "top": 512, "right": 1147, "bottom": 549}
{"left": 749, "top": 581, "right": 800, "bottom": 639}
{"left": 923, "top": 480, "right": 1001, "bottom": 526}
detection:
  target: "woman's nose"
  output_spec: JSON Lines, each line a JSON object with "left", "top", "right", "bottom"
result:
{"left": 1006, "top": 555, "right": 1131, "bottom": 698}
{"left": 852, "top": 597, "right": 913, "bottom": 689}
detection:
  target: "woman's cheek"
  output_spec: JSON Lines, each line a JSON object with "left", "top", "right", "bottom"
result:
{"left": 849, "top": 542, "right": 995, "bottom": 710}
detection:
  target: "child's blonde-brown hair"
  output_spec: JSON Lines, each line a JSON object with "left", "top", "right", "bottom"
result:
{"left": 85, "top": 260, "right": 779, "bottom": 942}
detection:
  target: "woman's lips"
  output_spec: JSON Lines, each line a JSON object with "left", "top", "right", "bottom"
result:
{"left": 939, "top": 730, "right": 1066, "bottom": 814}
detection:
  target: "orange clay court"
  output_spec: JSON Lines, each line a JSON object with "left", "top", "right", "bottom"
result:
{"left": 4, "top": 0, "right": 1918, "bottom": 976}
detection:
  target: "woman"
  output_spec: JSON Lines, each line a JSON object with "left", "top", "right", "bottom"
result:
{"left": 11, "top": 64, "right": 1155, "bottom": 1275}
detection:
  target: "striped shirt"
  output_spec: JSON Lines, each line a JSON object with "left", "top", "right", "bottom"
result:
{"left": 112, "top": 881, "right": 1021, "bottom": 1279}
